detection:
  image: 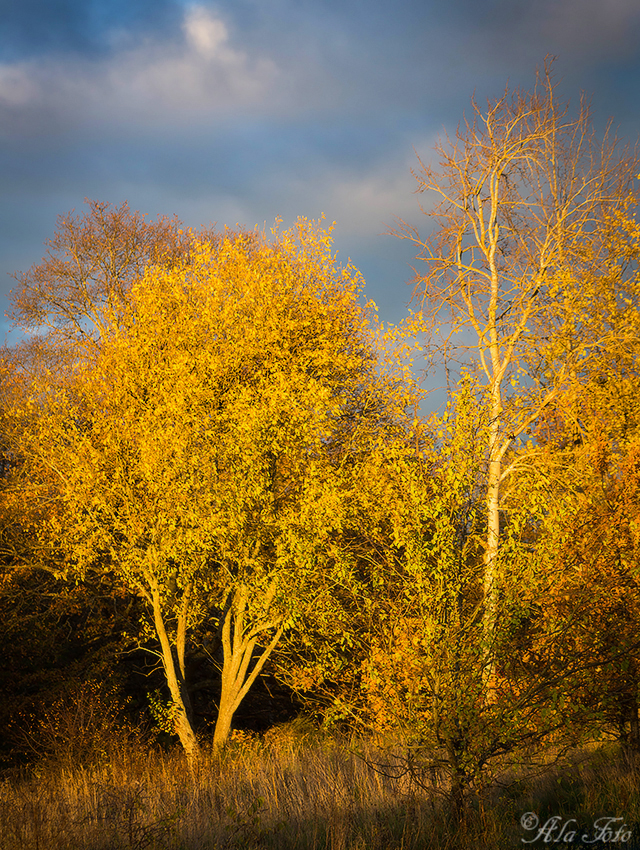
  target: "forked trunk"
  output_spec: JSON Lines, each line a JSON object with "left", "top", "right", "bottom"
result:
{"left": 213, "top": 584, "right": 284, "bottom": 751}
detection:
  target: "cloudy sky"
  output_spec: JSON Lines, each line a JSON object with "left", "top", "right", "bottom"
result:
{"left": 2, "top": 0, "right": 640, "bottom": 359}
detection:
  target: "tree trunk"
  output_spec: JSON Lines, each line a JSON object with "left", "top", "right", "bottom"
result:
{"left": 483, "top": 426, "right": 501, "bottom": 647}
{"left": 482, "top": 374, "right": 503, "bottom": 693}
{"left": 212, "top": 584, "right": 284, "bottom": 751}
{"left": 151, "top": 587, "right": 201, "bottom": 768}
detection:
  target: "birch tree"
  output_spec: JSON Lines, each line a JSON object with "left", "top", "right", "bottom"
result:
{"left": 398, "top": 60, "right": 640, "bottom": 654}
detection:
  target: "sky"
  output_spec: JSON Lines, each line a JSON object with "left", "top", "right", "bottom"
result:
{"left": 1, "top": 0, "right": 640, "bottom": 393}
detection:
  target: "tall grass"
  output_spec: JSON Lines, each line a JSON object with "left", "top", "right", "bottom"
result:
{"left": 1, "top": 725, "right": 640, "bottom": 849}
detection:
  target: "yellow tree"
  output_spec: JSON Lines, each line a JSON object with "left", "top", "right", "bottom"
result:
{"left": 514, "top": 349, "right": 640, "bottom": 754}
{"left": 284, "top": 381, "right": 568, "bottom": 811}
{"left": 9, "top": 220, "right": 408, "bottom": 763}
{"left": 398, "top": 60, "right": 640, "bottom": 655}
{"left": 2, "top": 199, "right": 220, "bottom": 579}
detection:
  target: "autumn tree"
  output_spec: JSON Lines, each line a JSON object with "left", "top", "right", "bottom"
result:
{"left": 7, "top": 219, "right": 411, "bottom": 763}
{"left": 513, "top": 347, "right": 640, "bottom": 755}
{"left": 282, "top": 380, "right": 590, "bottom": 812}
{"left": 3, "top": 201, "right": 222, "bottom": 571}
{"left": 8, "top": 199, "right": 197, "bottom": 353}
{"left": 398, "top": 59, "right": 640, "bottom": 655}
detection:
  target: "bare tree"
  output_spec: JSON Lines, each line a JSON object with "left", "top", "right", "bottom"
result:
{"left": 9, "top": 199, "right": 196, "bottom": 349}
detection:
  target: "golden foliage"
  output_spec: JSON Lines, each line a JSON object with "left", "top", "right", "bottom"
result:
{"left": 5, "top": 214, "right": 414, "bottom": 755}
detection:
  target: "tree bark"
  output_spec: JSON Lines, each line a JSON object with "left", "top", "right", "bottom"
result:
{"left": 151, "top": 585, "right": 200, "bottom": 767}
{"left": 213, "top": 584, "right": 284, "bottom": 751}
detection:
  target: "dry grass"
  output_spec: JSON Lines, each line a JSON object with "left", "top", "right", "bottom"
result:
{"left": 1, "top": 725, "right": 640, "bottom": 850}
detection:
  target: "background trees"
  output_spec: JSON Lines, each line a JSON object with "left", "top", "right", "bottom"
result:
{"left": 517, "top": 357, "right": 640, "bottom": 755}
{"left": 8, "top": 199, "right": 196, "bottom": 352}
{"left": 306, "top": 61, "right": 640, "bottom": 807}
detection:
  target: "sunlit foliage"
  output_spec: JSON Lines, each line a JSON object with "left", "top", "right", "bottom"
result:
{"left": 5, "top": 216, "right": 414, "bottom": 761}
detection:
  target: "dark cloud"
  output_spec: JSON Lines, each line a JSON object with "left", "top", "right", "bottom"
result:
{"left": 436, "top": 0, "right": 640, "bottom": 70}
{"left": 0, "top": 0, "right": 184, "bottom": 60}
{"left": 1, "top": 0, "right": 640, "bottom": 346}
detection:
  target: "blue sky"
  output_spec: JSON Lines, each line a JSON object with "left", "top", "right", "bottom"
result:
{"left": 1, "top": 0, "right": 640, "bottom": 366}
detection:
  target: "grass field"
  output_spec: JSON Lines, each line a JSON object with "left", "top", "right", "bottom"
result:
{"left": 2, "top": 721, "right": 640, "bottom": 850}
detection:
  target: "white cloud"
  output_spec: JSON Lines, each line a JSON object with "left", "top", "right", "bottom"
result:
{"left": 0, "top": 5, "right": 280, "bottom": 133}
{"left": 110, "top": 6, "right": 278, "bottom": 110}
{"left": 299, "top": 138, "right": 439, "bottom": 241}
{"left": 319, "top": 167, "right": 419, "bottom": 238}
{"left": 184, "top": 7, "right": 229, "bottom": 57}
